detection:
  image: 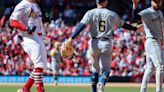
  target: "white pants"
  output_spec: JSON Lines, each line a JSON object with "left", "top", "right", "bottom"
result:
{"left": 141, "top": 38, "right": 164, "bottom": 92}
{"left": 51, "top": 60, "right": 59, "bottom": 75}
{"left": 89, "top": 39, "right": 112, "bottom": 73}
{"left": 21, "top": 34, "right": 47, "bottom": 69}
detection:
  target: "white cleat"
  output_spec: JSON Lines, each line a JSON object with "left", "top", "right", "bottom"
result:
{"left": 97, "top": 83, "right": 104, "bottom": 92}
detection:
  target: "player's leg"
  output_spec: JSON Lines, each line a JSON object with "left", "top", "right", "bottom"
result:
{"left": 89, "top": 39, "right": 101, "bottom": 92}
{"left": 30, "top": 57, "right": 46, "bottom": 92}
{"left": 97, "top": 40, "right": 111, "bottom": 92}
{"left": 26, "top": 38, "right": 47, "bottom": 92}
{"left": 18, "top": 69, "right": 45, "bottom": 92}
{"left": 51, "top": 59, "right": 59, "bottom": 85}
{"left": 140, "top": 55, "right": 154, "bottom": 92}
{"left": 97, "top": 52, "right": 111, "bottom": 92}
{"left": 91, "top": 54, "right": 100, "bottom": 92}
{"left": 17, "top": 40, "right": 34, "bottom": 92}
{"left": 151, "top": 44, "right": 164, "bottom": 92}
{"left": 34, "top": 46, "right": 47, "bottom": 92}
{"left": 33, "top": 68, "right": 45, "bottom": 92}
{"left": 99, "top": 53, "right": 111, "bottom": 85}
{"left": 146, "top": 39, "right": 164, "bottom": 92}
{"left": 17, "top": 73, "right": 34, "bottom": 92}
{"left": 91, "top": 72, "right": 99, "bottom": 92}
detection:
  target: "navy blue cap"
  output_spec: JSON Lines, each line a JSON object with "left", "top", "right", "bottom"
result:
{"left": 96, "top": 0, "right": 106, "bottom": 3}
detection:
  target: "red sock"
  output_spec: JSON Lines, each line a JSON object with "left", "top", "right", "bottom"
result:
{"left": 36, "top": 82, "right": 44, "bottom": 92}
{"left": 34, "top": 68, "right": 44, "bottom": 92}
{"left": 24, "top": 77, "right": 34, "bottom": 90}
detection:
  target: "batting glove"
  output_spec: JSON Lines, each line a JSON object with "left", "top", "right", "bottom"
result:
{"left": 26, "top": 26, "right": 36, "bottom": 34}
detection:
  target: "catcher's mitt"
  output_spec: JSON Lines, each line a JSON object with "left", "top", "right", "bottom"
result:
{"left": 60, "top": 39, "right": 74, "bottom": 57}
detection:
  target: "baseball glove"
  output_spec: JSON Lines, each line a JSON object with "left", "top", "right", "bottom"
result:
{"left": 60, "top": 39, "right": 74, "bottom": 57}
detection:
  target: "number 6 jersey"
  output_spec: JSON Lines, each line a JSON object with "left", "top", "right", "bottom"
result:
{"left": 80, "top": 8, "right": 124, "bottom": 39}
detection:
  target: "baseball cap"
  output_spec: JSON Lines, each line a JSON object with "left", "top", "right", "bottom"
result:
{"left": 96, "top": 0, "right": 107, "bottom": 3}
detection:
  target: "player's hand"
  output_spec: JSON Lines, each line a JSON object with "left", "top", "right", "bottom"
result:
{"left": 60, "top": 38, "right": 74, "bottom": 57}
{"left": 137, "top": 24, "right": 144, "bottom": 32}
{"left": 26, "top": 26, "right": 36, "bottom": 34}
{"left": 132, "top": 0, "right": 139, "bottom": 9}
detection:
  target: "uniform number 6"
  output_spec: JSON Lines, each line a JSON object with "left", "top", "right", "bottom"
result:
{"left": 99, "top": 21, "right": 106, "bottom": 32}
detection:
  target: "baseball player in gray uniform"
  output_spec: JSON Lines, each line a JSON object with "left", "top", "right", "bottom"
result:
{"left": 62, "top": 0, "right": 138, "bottom": 92}
{"left": 132, "top": 0, "right": 164, "bottom": 92}
{"left": 50, "top": 41, "right": 62, "bottom": 86}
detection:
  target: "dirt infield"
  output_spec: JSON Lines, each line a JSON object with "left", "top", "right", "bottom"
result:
{"left": 0, "top": 82, "right": 158, "bottom": 87}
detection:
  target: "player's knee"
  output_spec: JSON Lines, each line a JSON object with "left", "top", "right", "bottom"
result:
{"left": 156, "top": 65, "right": 164, "bottom": 72}
{"left": 101, "top": 71, "right": 109, "bottom": 79}
{"left": 102, "top": 67, "right": 110, "bottom": 73}
{"left": 91, "top": 67, "right": 100, "bottom": 73}
{"left": 145, "top": 67, "right": 153, "bottom": 74}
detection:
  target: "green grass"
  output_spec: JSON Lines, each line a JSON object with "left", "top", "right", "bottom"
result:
{"left": 0, "top": 85, "right": 156, "bottom": 92}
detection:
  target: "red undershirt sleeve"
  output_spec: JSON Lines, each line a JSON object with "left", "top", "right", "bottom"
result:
{"left": 10, "top": 19, "right": 26, "bottom": 31}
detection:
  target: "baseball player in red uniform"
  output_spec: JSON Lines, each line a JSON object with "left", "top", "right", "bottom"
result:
{"left": 10, "top": 0, "right": 47, "bottom": 92}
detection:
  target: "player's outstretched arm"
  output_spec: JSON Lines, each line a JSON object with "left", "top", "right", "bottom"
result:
{"left": 122, "top": 22, "right": 144, "bottom": 32}
{"left": 122, "top": 23, "right": 137, "bottom": 31}
{"left": 65, "top": 23, "right": 86, "bottom": 45}
{"left": 70, "top": 23, "right": 86, "bottom": 39}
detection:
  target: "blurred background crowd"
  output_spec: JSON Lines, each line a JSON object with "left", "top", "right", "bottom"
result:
{"left": 0, "top": 0, "right": 163, "bottom": 77}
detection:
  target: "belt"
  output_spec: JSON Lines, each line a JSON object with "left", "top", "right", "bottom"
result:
{"left": 92, "top": 37, "right": 109, "bottom": 40}
{"left": 146, "top": 37, "right": 157, "bottom": 40}
{"left": 146, "top": 37, "right": 164, "bottom": 45}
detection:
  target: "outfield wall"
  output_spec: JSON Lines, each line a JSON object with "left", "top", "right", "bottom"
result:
{"left": 0, "top": 76, "right": 91, "bottom": 83}
{"left": 0, "top": 76, "right": 141, "bottom": 83}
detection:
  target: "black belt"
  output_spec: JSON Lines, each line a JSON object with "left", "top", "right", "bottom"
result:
{"left": 146, "top": 37, "right": 157, "bottom": 40}
{"left": 92, "top": 37, "right": 109, "bottom": 40}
